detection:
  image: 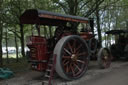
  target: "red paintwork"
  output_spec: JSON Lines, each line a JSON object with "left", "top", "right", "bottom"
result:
{"left": 26, "top": 32, "right": 94, "bottom": 71}
{"left": 27, "top": 36, "right": 48, "bottom": 71}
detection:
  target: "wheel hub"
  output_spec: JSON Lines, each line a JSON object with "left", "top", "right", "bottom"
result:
{"left": 104, "top": 56, "right": 108, "bottom": 60}
{"left": 71, "top": 54, "right": 77, "bottom": 61}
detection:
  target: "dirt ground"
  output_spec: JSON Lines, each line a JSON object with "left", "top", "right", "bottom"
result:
{"left": 0, "top": 61, "right": 128, "bottom": 85}
{"left": 81, "top": 63, "right": 128, "bottom": 85}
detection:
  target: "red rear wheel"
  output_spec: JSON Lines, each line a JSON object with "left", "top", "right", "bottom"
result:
{"left": 54, "top": 35, "right": 90, "bottom": 80}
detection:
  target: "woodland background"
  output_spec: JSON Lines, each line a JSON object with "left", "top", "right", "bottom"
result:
{"left": 0, "top": 0, "right": 128, "bottom": 67}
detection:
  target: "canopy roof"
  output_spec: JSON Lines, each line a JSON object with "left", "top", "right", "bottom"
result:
{"left": 106, "top": 30, "right": 128, "bottom": 35}
{"left": 20, "top": 9, "right": 89, "bottom": 26}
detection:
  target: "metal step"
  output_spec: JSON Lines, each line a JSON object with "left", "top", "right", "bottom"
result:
{"left": 45, "top": 71, "right": 50, "bottom": 75}
{"left": 45, "top": 74, "right": 50, "bottom": 78}
{"left": 28, "top": 60, "right": 47, "bottom": 63}
{"left": 42, "top": 54, "right": 56, "bottom": 85}
{"left": 48, "top": 64, "right": 53, "bottom": 66}
{"left": 42, "top": 81, "right": 48, "bottom": 85}
{"left": 43, "top": 81, "right": 48, "bottom": 83}
{"left": 46, "top": 69, "right": 52, "bottom": 72}
{"left": 49, "top": 58, "right": 53, "bottom": 61}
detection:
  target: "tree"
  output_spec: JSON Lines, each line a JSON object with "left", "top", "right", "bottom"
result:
{"left": 4, "top": 0, "right": 57, "bottom": 58}
{"left": 52, "top": 0, "right": 105, "bottom": 46}
{"left": 0, "top": 17, "right": 3, "bottom": 66}
{"left": 5, "top": 27, "right": 9, "bottom": 63}
{"left": 96, "top": 0, "right": 102, "bottom": 47}
{"left": 6, "top": 0, "right": 29, "bottom": 58}
{"left": 0, "top": 0, "right": 4, "bottom": 66}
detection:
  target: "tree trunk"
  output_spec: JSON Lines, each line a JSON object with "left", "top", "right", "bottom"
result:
{"left": 5, "top": 28, "right": 9, "bottom": 63}
{"left": 96, "top": 6, "right": 102, "bottom": 47}
{"left": 0, "top": 0, "right": 3, "bottom": 67}
{"left": 0, "top": 26, "right": 3, "bottom": 67}
{"left": 14, "top": 27, "right": 19, "bottom": 62}
{"left": 20, "top": 24, "right": 25, "bottom": 57}
{"left": 126, "top": 20, "right": 128, "bottom": 30}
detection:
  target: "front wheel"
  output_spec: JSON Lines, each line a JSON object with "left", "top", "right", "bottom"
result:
{"left": 54, "top": 35, "right": 90, "bottom": 80}
{"left": 97, "top": 48, "right": 112, "bottom": 69}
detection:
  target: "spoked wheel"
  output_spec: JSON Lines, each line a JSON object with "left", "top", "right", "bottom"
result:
{"left": 54, "top": 35, "right": 90, "bottom": 80}
{"left": 97, "top": 48, "right": 112, "bottom": 69}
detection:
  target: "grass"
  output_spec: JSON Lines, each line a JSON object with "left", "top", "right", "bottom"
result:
{"left": 2, "top": 54, "right": 30, "bottom": 73}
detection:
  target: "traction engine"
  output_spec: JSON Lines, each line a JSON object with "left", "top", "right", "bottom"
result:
{"left": 20, "top": 9, "right": 112, "bottom": 84}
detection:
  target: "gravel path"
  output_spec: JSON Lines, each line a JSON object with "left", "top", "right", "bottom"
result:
{"left": 0, "top": 61, "right": 128, "bottom": 85}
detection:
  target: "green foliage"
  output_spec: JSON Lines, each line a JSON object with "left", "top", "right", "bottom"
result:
{"left": 100, "top": 0, "right": 128, "bottom": 32}
{"left": 0, "top": 0, "right": 128, "bottom": 63}
{"left": 3, "top": 58, "right": 29, "bottom": 72}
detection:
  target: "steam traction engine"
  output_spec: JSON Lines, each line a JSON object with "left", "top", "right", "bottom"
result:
{"left": 20, "top": 9, "right": 112, "bottom": 84}
{"left": 105, "top": 30, "right": 128, "bottom": 60}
